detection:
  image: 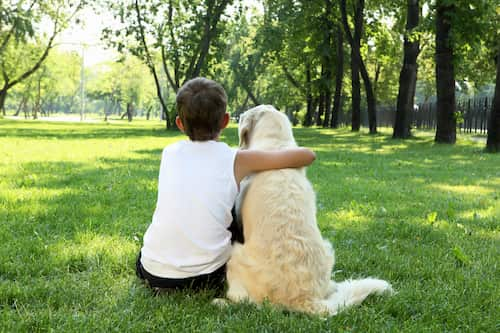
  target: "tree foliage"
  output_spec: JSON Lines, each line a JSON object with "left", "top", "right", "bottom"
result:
{"left": 100, "top": 0, "right": 233, "bottom": 128}
{"left": 2, "top": 0, "right": 497, "bottom": 146}
{"left": 0, "top": 0, "right": 85, "bottom": 114}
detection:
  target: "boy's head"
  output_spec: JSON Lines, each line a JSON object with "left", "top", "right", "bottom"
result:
{"left": 176, "top": 77, "right": 228, "bottom": 141}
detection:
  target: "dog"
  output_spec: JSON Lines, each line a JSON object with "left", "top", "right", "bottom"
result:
{"left": 220, "top": 105, "right": 392, "bottom": 316}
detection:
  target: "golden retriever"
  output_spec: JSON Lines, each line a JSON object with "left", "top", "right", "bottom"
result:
{"left": 222, "top": 105, "right": 392, "bottom": 316}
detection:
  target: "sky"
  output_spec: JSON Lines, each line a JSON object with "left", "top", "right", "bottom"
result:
{"left": 56, "top": 7, "right": 118, "bottom": 67}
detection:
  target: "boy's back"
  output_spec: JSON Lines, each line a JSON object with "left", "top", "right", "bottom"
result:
{"left": 141, "top": 139, "right": 238, "bottom": 278}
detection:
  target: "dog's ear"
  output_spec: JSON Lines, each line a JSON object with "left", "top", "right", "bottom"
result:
{"left": 238, "top": 113, "right": 254, "bottom": 149}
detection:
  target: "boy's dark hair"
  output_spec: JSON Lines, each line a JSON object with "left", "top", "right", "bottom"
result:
{"left": 176, "top": 77, "right": 227, "bottom": 141}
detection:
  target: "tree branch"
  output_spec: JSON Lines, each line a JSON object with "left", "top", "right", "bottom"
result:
{"left": 161, "top": 44, "right": 178, "bottom": 92}
{"left": 185, "top": 0, "right": 230, "bottom": 81}
{"left": 0, "top": 0, "right": 38, "bottom": 55}
{"left": 167, "top": 0, "right": 181, "bottom": 88}
{"left": 133, "top": 0, "right": 170, "bottom": 124}
{"left": 6, "top": 4, "right": 61, "bottom": 89}
{"left": 281, "top": 64, "right": 305, "bottom": 94}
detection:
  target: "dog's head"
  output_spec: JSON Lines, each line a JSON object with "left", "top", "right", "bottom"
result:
{"left": 238, "top": 105, "right": 296, "bottom": 149}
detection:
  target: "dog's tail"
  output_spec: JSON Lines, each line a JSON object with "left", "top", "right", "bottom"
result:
{"left": 321, "top": 278, "right": 393, "bottom": 315}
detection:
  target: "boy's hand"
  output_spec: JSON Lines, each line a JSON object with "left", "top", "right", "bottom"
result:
{"left": 234, "top": 147, "right": 315, "bottom": 184}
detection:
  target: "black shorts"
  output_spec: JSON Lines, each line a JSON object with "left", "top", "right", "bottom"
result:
{"left": 135, "top": 252, "right": 226, "bottom": 295}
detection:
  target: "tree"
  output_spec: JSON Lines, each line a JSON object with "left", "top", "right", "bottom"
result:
{"left": 102, "top": 0, "right": 233, "bottom": 129}
{"left": 340, "top": 0, "right": 377, "bottom": 133}
{"left": 434, "top": 1, "right": 456, "bottom": 143}
{"left": 86, "top": 57, "right": 156, "bottom": 121}
{"left": 486, "top": 50, "right": 500, "bottom": 152}
{"left": 0, "top": 0, "right": 84, "bottom": 114}
{"left": 343, "top": 0, "right": 361, "bottom": 131}
{"left": 261, "top": 0, "right": 321, "bottom": 126}
{"left": 393, "top": 0, "right": 420, "bottom": 139}
{"left": 261, "top": 0, "right": 346, "bottom": 127}
{"left": 319, "top": 0, "right": 334, "bottom": 127}
{"left": 330, "top": 24, "right": 344, "bottom": 128}
{"left": 432, "top": 0, "right": 496, "bottom": 144}
{"left": 7, "top": 47, "right": 81, "bottom": 118}
{"left": 226, "top": 7, "right": 264, "bottom": 108}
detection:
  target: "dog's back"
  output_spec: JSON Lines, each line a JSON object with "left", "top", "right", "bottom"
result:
{"left": 238, "top": 167, "right": 334, "bottom": 306}
{"left": 225, "top": 105, "right": 392, "bottom": 315}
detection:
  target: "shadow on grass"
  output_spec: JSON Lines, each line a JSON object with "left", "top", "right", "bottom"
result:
{"left": 1, "top": 120, "right": 499, "bottom": 331}
{"left": 0, "top": 119, "right": 180, "bottom": 140}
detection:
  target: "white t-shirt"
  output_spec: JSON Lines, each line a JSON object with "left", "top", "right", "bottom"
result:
{"left": 140, "top": 140, "right": 238, "bottom": 278}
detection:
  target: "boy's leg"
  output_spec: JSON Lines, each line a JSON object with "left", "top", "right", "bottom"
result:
{"left": 136, "top": 251, "right": 226, "bottom": 295}
{"left": 187, "top": 264, "right": 226, "bottom": 296}
{"left": 136, "top": 252, "right": 146, "bottom": 280}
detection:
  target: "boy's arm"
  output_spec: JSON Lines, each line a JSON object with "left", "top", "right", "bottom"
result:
{"left": 234, "top": 148, "right": 316, "bottom": 184}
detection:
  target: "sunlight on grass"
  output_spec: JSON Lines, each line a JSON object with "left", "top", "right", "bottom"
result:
{"left": 1, "top": 119, "right": 499, "bottom": 331}
{"left": 429, "top": 184, "right": 496, "bottom": 196}
{"left": 320, "top": 209, "right": 370, "bottom": 232}
{"left": 1, "top": 187, "right": 74, "bottom": 209}
{"left": 49, "top": 232, "right": 137, "bottom": 273}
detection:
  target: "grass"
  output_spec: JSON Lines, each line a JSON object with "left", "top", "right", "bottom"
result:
{"left": 0, "top": 118, "right": 498, "bottom": 332}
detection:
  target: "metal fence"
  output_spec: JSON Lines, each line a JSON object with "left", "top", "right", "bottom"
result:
{"left": 338, "top": 96, "right": 492, "bottom": 133}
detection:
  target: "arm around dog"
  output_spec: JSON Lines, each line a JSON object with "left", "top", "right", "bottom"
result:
{"left": 234, "top": 148, "right": 316, "bottom": 184}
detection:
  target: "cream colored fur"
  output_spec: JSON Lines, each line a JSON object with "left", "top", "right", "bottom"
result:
{"left": 223, "top": 105, "right": 392, "bottom": 316}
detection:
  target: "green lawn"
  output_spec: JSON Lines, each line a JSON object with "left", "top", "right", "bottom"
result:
{"left": 0, "top": 119, "right": 498, "bottom": 332}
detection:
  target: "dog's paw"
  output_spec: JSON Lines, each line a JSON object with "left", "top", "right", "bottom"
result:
{"left": 212, "top": 298, "right": 229, "bottom": 307}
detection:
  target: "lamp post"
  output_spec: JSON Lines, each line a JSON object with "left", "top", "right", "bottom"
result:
{"left": 79, "top": 45, "right": 85, "bottom": 121}
{"left": 56, "top": 41, "right": 87, "bottom": 121}
{"left": 57, "top": 41, "right": 107, "bottom": 121}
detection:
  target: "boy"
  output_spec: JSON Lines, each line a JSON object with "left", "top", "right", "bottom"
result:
{"left": 136, "top": 77, "right": 315, "bottom": 294}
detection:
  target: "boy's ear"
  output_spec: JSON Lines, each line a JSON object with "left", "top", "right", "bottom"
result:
{"left": 175, "top": 116, "right": 185, "bottom": 132}
{"left": 238, "top": 113, "right": 254, "bottom": 149}
{"left": 220, "top": 113, "right": 230, "bottom": 129}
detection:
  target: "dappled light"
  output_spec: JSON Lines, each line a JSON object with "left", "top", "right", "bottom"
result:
{"left": 1, "top": 118, "right": 499, "bottom": 331}
{"left": 429, "top": 183, "right": 496, "bottom": 196}
{"left": 49, "top": 232, "right": 137, "bottom": 274}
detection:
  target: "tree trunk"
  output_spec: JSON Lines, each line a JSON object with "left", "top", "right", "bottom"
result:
{"left": 331, "top": 25, "right": 344, "bottom": 128}
{"left": 134, "top": 0, "right": 172, "bottom": 129}
{"left": 33, "top": 77, "right": 42, "bottom": 120}
{"left": 304, "top": 64, "right": 314, "bottom": 127}
{"left": 435, "top": 3, "right": 456, "bottom": 144}
{"left": 360, "top": 60, "right": 377, "bottom": 134}
{"left": 14, "top": 97, "right": 26, "bottom": 116}
{"left": 486, "top": 51, "right": 500, "bottom": 152}
{"left": 243, "top": 84, "right": 259, "bottom": 106}
{"left": 341, "top": 0, "right": 362, "bottom": 131}
{"left": 316, "top": 92, "right": 325, "bottom": 126}
{"left": 324, "top": 91, "right": 332, "bottom": 128}
{"left": 341, "top": 0, "right": 377, "bottom": 133}
{"left": 393, "top": 0, "right": 420, "bottom": 139}
{"left": 0, "top": 88, "right": 7, "bottom": 115}
{"left": 23, "top": 101, "right": 30, "bottom": 119}
{"left": 351, "top": 46, "right": 361, "bottom": 131}
{"left": 321, "top": 0, "right": 334, "bottom": 128}
{"left": 126, "top": 102, "right": 134, "bottom": 122}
